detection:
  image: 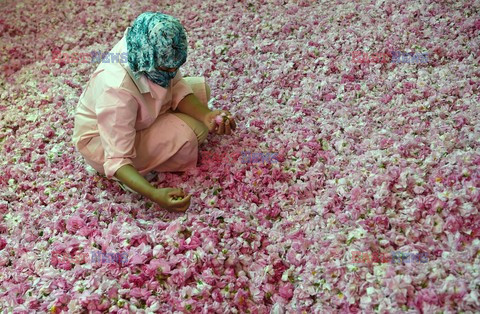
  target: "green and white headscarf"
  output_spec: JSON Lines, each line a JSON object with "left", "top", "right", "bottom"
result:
{"left": 126, "top": 12, "right": 188, "bottom": 87}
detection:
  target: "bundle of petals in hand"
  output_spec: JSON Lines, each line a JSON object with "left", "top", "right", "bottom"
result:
{"left": 203, "top": 110, "right": 237, "bottom": 135}
{"left": 215, "top": 112, "right": 232, "bottom": 124}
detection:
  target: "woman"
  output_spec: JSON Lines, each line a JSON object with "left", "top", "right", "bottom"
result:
{"left": 72, "top": 12, "right": 236, "bottom": 212}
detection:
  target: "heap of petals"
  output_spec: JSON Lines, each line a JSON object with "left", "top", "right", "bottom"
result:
{"left": 1, "top": 0, "right": 479, "bottom": 312}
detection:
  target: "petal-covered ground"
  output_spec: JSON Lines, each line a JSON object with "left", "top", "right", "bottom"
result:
{"left": 1, "top": 0, "right": 480, "bottom": 312}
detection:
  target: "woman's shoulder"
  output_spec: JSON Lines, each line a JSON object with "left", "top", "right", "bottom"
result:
{"left": 94, "top": 63, "right": 129, "bottom": 87}
{"left": 79, "top": 64, "right": 141, "bottom": 110}
{"left": 90, "top": 63, "right": 141, "bottom": 96}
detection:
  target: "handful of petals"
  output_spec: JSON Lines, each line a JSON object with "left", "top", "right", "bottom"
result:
{"left": 215, "top": 112, "right": 232, "bottom": 125}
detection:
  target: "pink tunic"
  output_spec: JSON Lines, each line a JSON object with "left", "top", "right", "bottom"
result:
{"left": 72, "top": 28, "right": 201, "bottom": 179}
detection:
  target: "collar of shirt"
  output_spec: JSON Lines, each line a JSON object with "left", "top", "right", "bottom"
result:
{"left": 118, "top": 28, "right": 166, "bottom": 100}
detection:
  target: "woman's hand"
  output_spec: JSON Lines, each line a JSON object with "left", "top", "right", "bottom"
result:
{"left": 150, "top": 188, "right": 191, "bottom": 213}
{"left": 202, "top": 110, "right": 237, "bottom": 135}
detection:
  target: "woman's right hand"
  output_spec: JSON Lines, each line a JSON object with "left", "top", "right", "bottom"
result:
{"left": 150, "top": 188, "right": 191, "bottom": 213}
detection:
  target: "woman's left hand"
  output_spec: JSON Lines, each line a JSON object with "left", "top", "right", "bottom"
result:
{"left": 202, "top": 110, "right": 237, "bottom": 135}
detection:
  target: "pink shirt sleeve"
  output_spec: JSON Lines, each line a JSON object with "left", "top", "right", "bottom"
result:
{"left": 95, "top": 87, "right": 138, "bottom": 179}
{"left": 170, "top": 70, "right": 194, "bottom": 111}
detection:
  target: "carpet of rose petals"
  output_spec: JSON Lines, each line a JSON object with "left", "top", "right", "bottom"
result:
{"left": 1, "top": 0, "right": 480, "bottom": 312}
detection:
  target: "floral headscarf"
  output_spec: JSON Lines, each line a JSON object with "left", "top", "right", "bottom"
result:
{"left": 126, "top": 12, "right": 188, "bottom": 87}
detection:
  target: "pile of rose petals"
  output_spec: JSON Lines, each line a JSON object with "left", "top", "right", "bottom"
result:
{"left": 1, "top": 0, "right": 479, "bottom": 312}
